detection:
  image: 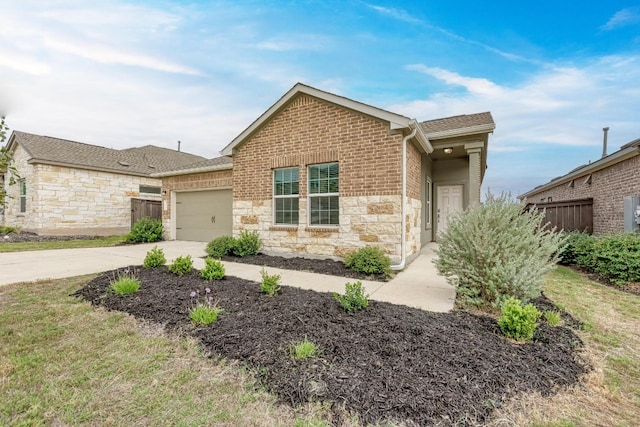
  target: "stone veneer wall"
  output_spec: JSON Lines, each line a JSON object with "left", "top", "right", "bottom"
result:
{"left": 522, "top": 154, "right": 640, "bottom": 235}
{"left": 231, "top": 94, "right": 426, "bottom": 262}
{"left": 161, "top": 169, "right": 233, "bottom": 239}
{"left": 4, "top": 145, "right": 162, "bottom": 235}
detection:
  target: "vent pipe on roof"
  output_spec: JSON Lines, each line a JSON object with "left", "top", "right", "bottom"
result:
{"left": 602, "top": 127, "right": 609, "bottom": 158}
{"left": 178, "top": 140, "right": 181, "bottom": 152}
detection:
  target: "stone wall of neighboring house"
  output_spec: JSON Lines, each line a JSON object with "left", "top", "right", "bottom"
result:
{"left": 160, "top": 169, "right": 233, "bottom": 239}
{"left": 3, "top": 144, "right": 162, "bottom": 235}
{"left": 522, "top": 154, "right": 640, "bottom": 235}
{"left": 231, "top": 94, "right": 423, "bottom": 262}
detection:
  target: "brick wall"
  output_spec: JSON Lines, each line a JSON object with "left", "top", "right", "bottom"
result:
{"left": 523, "top": 154, "right": 640, "bottom": 235}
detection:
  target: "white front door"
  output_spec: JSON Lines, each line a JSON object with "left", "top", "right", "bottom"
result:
{"left": 437, "top": 185, "right": 463, "bottom": 237}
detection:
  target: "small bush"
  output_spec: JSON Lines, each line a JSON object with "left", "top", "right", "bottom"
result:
{"left": 498, "top": 297, "right": 541, "bottom": 342}
{"left": 558, "top": 231, "right": 593, "bottom": 265}
{"left": 0, "top": 225, "right": 17, "bottom": 234}
{"left": 544, "top": 310, "right": 562, "bottom": 326}
{"left": 289, "top": 337, "right": 318, "bottom": 360}
{"left": 333, "top": 281, "right": 369, "bottom": 312}
{"left": 188, "top": 289, "right": 222, "bottom": 326}
{"left": 126, "top": 218, "right": 163, "bottom": 243}
{"left": 344, "top": 246, "right": 392, "bottom": 277}
{"left": 201, "top": 257, "right": 225, "bottom": 280}
{"left": 168, "top": 255, "right": 193, "bottom": 276}
{"left": 206, "top": 236, "right": 236, "bottom": 258}
{"left": 260, "top": 269, "right": 281, "bottom": 296}
{"left": 232, "top": 230, "right": 261, "bottom": 257}
{"left": 436, "top": 192, "right": 567, "bottom": 308}
{"left": 143, "top": 245, "right": 166, "bottom": 268}
{"left": 110, "top": 268, "right": 141, "bottom": 295}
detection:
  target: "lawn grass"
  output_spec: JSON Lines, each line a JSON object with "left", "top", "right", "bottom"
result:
{"left": 0, "top": 275, "right": 330, "bottom": 426}
{"left": 491, "top": 266, "right": 640, "bottom": 426}
{"left": 0, "top": 235, "right": 126, "bottom": 253}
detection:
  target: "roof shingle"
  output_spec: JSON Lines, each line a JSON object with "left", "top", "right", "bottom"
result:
{"left": 420, "top": 112, "right": 495, "bottom": 135}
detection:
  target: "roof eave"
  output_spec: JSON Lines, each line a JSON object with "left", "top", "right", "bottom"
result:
{"left": 425, "top": 123, "right": 496, "bottom": 140}
{"left": 27, "top": 159, "right": 154, "bottom": 178}
{"left": 152, "top": 163, "right": 233, "bottom": 177}
{"left": 519, "top": 144, "right": 640, "bottom": 199}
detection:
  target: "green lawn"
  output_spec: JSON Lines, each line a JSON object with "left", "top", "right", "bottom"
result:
{"left": 0, "top": 235, "right": 126, "bottom": 253}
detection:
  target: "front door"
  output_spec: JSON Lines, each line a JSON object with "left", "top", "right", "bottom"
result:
{"left": 437, "top": 185, "right": 463, "bottom": 237}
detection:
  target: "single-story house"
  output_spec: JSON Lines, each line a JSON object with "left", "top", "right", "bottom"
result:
{"left": 1, "top": 131, "right": 207, "bottom": 235}
{"left": 519, "top": 136, "right": 640, "bottom": 235}
{"left": 158, "top": 83, "right": 495, "bottom": 266}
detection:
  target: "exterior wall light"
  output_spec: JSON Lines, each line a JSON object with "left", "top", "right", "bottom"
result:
{"left": 443, "top": 147, "right": 453, "bottom": 154}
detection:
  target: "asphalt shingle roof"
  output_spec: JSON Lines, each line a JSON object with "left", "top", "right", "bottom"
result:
{"left": 11, "top": 131, "right": 208, "bottom": 176}
{"left": 420, "top": 112, "right": 495, "bottom": 135}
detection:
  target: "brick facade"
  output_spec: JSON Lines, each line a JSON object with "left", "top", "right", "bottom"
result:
{"left": 522, "top": 154, "right": 640, "bottom": 235}
{"left": 2, "top": 144, "right": 162, "bottom": 235}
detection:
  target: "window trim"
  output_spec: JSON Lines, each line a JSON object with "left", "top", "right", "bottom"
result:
{"left": 19, "top": 179, "right": 26, "bottom": 213}
{"left": 307, "top": 162, "right": 339, "bottom": 227}
{"left": 273, "top": 167, "right": 300, "bottom": 226}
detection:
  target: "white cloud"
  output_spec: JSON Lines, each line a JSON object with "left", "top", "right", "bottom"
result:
{"left": 364, "top": 4, "right": 422, "bottom": 24}
{"left": 601, "top": 7, "right": 640, "bottom": 31}
{"left": 255, "top": 34, "right": 330, "bottom": 51}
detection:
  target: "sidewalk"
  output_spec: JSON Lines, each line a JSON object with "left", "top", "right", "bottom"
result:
{"left": 0, "top": 241, "right": 455, "bottom": 312}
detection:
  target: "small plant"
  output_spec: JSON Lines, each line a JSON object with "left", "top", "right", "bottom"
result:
{"left": 126, "top": 217, "right": 163, "bottom": 243}
{"left": 188, "top": 288, "right": 222, "bottom": 326}
{"left": 498, "top": 297, "right": 541, "bottom": 342}
{"left": 143, "top": 245, "right": 166, "bottom": 268}
{"left": 168, "top": 255, "right": 193, "bottom": 276}
{"left": 206, "top": 235, "right": 236, "bottom": 258}
{"left": 232, "top": 230, "right": 261, "bottom": 257}
{"left": 260, "top": 269, "right": 281, "bottom": 296}
{"left": 201, "top": 257, "right": 225, "bottom": 280}
{"left": 344, "top": 246, "right": 391, "bottom": 277}
{"left": 289, "top": 337, "right": 319, "bottom": 360}
{"left": 110, "top": 267, "right": 141, "bottom": 295}
{"left": 333, "top": 281, "right": 369, "bottom": 312}
{"left": 544, "top": 310, "right": 562, "bottom": 326}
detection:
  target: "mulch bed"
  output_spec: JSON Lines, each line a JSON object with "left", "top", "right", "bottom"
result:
{"left": 221, "top": 253, "right": 390, "bottom": 282}
{"left": 74, "top": 265, "right": 588, "bottom": 426}
{"left": 0, "top": 231, "right": 102, "bottom": 243}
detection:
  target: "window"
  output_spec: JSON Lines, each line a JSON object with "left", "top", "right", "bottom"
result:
{"left": 19, "top": 179, "right": 26, "bottom": 213}
{"left": 139, "top": 185, "right": 161, "bottom": 195}
{"left": 425, "top": 178, "right": 432, "bottom": 228}
{"left": 308, "top": 163, "right": 339, "bottom": 226}
{"left": 274, "top": 167, "right": 299, "bottom": 225}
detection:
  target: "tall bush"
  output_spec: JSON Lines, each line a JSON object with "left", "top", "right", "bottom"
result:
{"left": 435, "top": 192, "right": 566, "bottom": 308}
{"left": 127, "top": 218, "right": 163, "bottom": 243}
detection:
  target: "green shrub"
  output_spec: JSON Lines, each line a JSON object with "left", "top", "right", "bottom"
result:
{"left": 168, "top": 255, "right": 193, "bottom": 276}
{"left": 435, "top": 192, "right": 567, "bottom": 308}
{"left": 498, "top": 297, "right": 541, "bottom": 342}
{"left": 260, "top": 269, "right": 281, "bottom": 296}
{"left": 126, "top": 218, "right": 163, "bottom": 243}
{"left": 558, "top": 231, "right": 593, "bottom": 265}
{"left": 201, "top": 257, "right": 225, "bottom": 280}
{"left": 143, "top": 245, "right": 166, "bottom": 268}
{"left": 110, "top": 268, "right": 141, "bottom": 295}
{"left": 0, "top": 226, "right": 17, "bottom": 234}
{"left": 206, "top": 236, "right": 236, "bottom": 258}
{"left": 333, "top": 281, "right": 369, "bottom": 312}
{"left": 289, "top": 337, "right": 318, "bottom": 360}
{"left": 232, "top": 230, "right": 261, "bottom": 257}
{"left": 343, "top": 246, "right": 392, "bottom": 277}
{"left": 544, "top": 310, "right": 562, "bottom": 326}
{"left": 588, "top": 233, "right": 640, "bottom": 286}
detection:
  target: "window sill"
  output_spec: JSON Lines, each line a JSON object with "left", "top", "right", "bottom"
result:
{"left": 269, "top": 226, "right": 298, "bottom": 231}
{"left": 305, "top": 226, "right": 339, "bottom": 233}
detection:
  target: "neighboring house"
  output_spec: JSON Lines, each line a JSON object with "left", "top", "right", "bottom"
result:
{"left": 519, "top": 137, "right": 640, "bottom": 235}
{"left": 1, "top": 131, "right": 206, "bottom": 235}
{"left": 159, "top": 83, "right": 495, "bottom": 265}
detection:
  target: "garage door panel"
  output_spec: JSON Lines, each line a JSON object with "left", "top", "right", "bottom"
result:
{"left": 176, "top": 190, "right": 232, "bottom": 241}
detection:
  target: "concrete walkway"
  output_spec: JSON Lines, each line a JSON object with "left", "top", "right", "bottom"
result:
{"left": 0, "top": 241, "right": 455, "bottom": 312}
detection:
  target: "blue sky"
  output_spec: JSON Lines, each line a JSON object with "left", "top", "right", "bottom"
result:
{"left": 1, "top": 1, "right": 639, "bottom": 197}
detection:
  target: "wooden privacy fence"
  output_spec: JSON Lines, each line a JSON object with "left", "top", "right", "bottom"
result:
{"left": 526, "top": 198, "right": 593, "bottom": 234}
{"left": 131, "top": 198, "right": 162, "bottom": 227}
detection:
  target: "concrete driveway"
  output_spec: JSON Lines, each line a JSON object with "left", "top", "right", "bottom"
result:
{"left": 0, "top": 241, "right": 455, "bottom": 312}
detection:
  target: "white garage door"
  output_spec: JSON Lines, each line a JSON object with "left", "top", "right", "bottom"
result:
{"left": 176, "top": 190, "right": 232, "bottom": 241}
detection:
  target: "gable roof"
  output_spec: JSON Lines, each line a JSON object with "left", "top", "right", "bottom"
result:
{"left": 151, "top": 156, "right": 232, "bottom": 177}
{"left": 220, "top": 83, "right": 433, "bottom": 156}
{"left": 420, "top": 112, "right": 495, "bottom": 139}
{"left": 7, "top": 131, "right": 207, "bottom": 177}
{"left": 518, "top": 137, "right": 640, "bottom": 199}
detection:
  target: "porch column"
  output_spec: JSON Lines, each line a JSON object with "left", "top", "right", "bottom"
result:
{"left": 465, "top": 142, "right": 483, "bottom": 205}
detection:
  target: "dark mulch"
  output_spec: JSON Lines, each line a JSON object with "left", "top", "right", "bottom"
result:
{"left": 74, "top": 266, "right": 588, "bottom": 427}
{"left": 0, "top": 231, "right": 102, "bottom": 243}
{"left": 221, "top": 253, "right": 390, "bottom": 282}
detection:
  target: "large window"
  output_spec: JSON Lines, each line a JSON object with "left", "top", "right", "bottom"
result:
{"left": 19, "top": 179, "right": 26, "bottom": 213}
{"left": 308, "top": 163, "right": 339, "bottom": 226}
{"left": 273, "top": 167, "right": 299, "bottom": 225}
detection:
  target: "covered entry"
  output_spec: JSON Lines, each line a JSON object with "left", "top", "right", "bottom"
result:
{"left": 175, "top": 189, "right": 232, "bottom": 241}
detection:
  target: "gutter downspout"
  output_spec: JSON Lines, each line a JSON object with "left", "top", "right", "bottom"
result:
{"left": 391, "top": 126, "right": 418, "bottom": 271}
